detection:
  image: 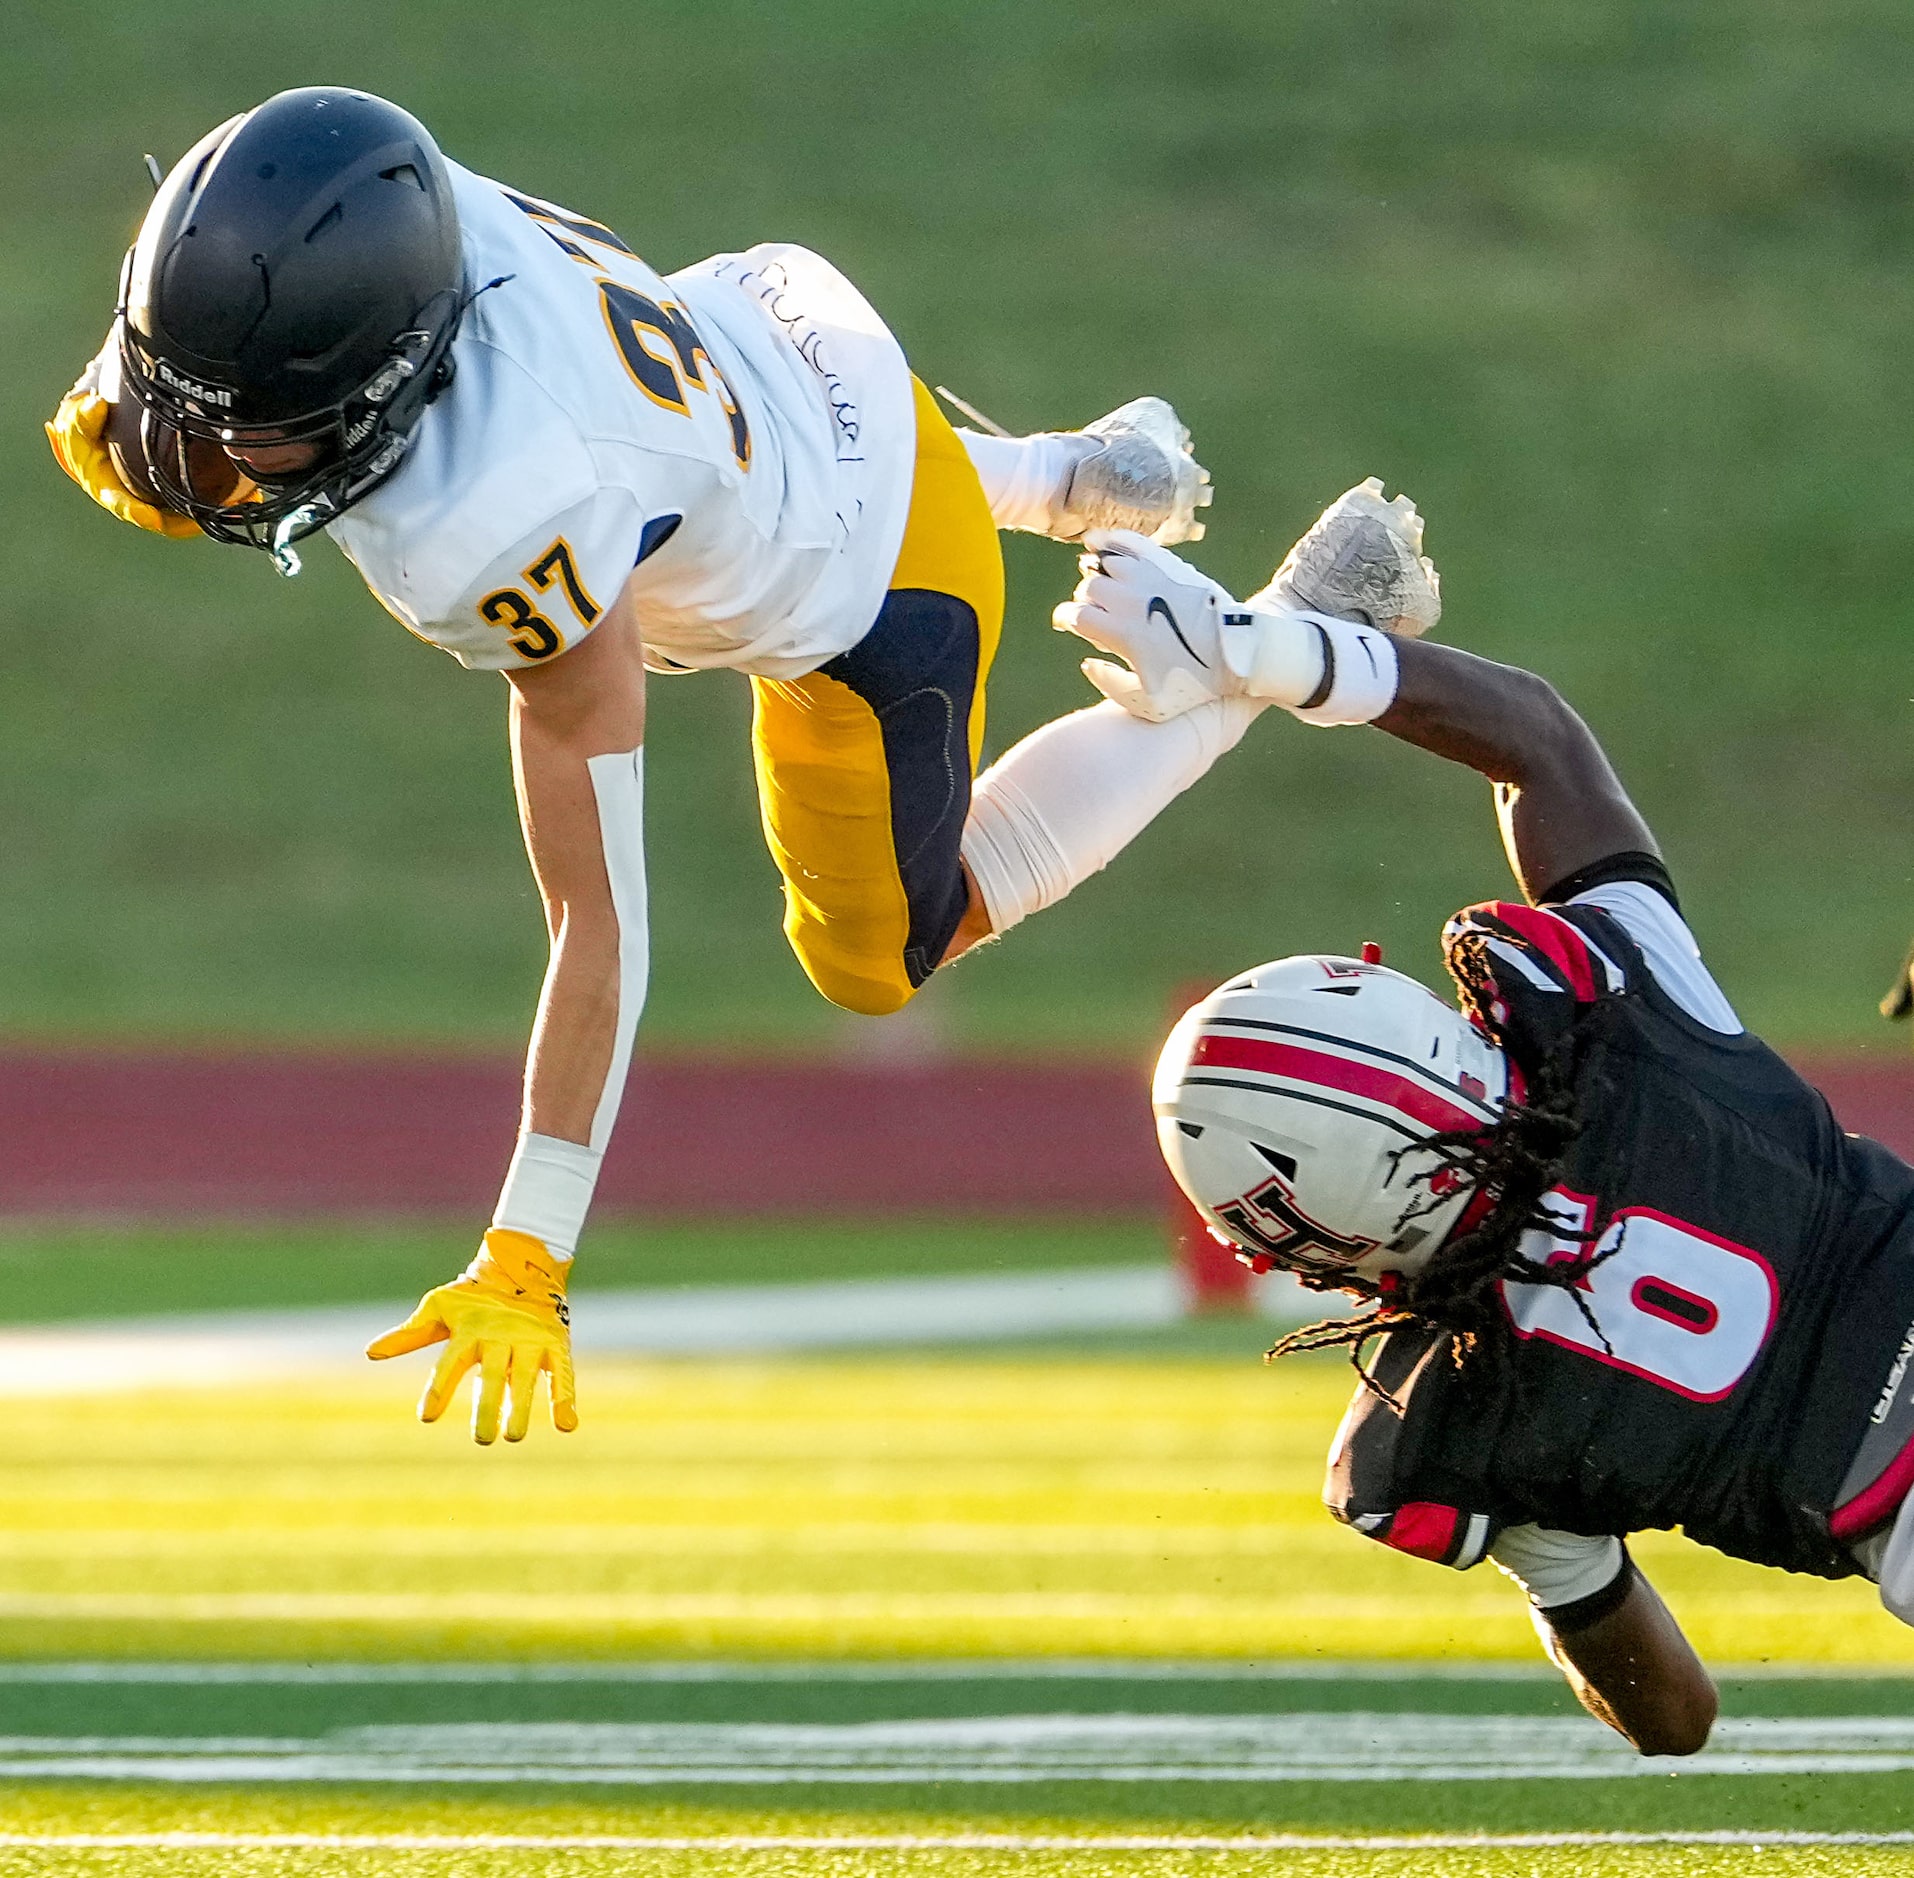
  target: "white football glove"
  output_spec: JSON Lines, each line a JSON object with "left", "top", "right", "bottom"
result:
{"left": 1051, "top": 531, "right": 1236, "bottom": 723}
{"left": 1053, "top": 530, "right": 1401, "bottom": 727}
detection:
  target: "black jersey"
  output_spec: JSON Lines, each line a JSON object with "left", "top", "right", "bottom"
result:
{"left": 1326, "top": 883, "right": 1914, "bottom": 1583}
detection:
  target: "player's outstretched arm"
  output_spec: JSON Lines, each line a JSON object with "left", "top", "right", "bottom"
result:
{"left": 1378, "top": 638, "right": 1659, "bottom": 904}
{"left": 497, "top": 588, "right": 649, "bottom": 1151}
{"left": 1051, "top": 514, "right": 1654, "bottom": 906}
{"left": 367, "top": 586, "right": 649, "bottom": 1443}
{"left": 1530, "top": 1562, "right": 1718, "bottom": 1756}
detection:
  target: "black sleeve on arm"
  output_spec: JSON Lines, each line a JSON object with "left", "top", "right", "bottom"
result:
{"left": 1534, "top": 851, "right": 1680, "bottom": 915}
{"left": 1542, "top": 1546, "right": 1638, "bottom": 1635}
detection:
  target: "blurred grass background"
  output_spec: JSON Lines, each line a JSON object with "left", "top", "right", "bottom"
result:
{"left": 6, "top": 0, "right": 1914, "bottom": 1054}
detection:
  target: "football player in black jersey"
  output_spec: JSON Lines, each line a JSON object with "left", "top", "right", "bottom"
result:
{"left": 1056, "top": 528, "right": 1914, "bottom": 1758}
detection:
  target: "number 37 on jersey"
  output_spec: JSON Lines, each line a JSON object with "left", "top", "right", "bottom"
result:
{"left": 480, "top": 536, "right": 602, "bottom": 662}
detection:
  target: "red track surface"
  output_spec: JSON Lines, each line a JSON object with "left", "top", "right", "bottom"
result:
{"left": 2, "top": 1049, "right": 1910, "bottom": 1220}
{"left": 0, "top": 1051, "right": 1162, "bottom": 1218}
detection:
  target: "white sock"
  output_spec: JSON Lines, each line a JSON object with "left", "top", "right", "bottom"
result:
{"left": 958, "top": 430, "right": 1093, "bottom": 535}
{"left": 961, "top": 697, "right": 1267, "bottom": 934}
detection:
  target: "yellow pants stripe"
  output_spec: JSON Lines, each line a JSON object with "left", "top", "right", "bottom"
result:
{"left": 750, "top": 378, "right": 1005, "bottom": 1016}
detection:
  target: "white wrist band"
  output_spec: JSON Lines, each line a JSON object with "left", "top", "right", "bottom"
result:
{"left": 1286, "top": 609, "right": 1400, "bottom": 725}
{"left": 96, "top": 323, "right": 124, "bottom": 402}
{"left": 1216, "top": 605, "right": 1398, "bottom": 724}
{"left": 491, "top": 1132, "right": 603, "bottom": 1262}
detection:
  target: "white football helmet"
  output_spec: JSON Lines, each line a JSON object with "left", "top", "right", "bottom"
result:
{"left": 1154, "top": 953, "right": 1514, "bottom": 1286}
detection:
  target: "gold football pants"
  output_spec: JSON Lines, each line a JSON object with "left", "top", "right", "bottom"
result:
{"left": 751, "top": 378, "right": 1006, "bottom": 1016}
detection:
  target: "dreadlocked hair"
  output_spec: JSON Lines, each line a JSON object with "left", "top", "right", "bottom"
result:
{"left": 1265, "top": 990, "right": 1623, "bottom": 1407}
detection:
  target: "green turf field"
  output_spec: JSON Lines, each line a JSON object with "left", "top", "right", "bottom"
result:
{"left": 0, "top": 1854, "right": 1893, "bottom": 1878}
{"left": 8, "top": 1659, "right": 1914, "bottom": 1872}
{"left": 2, "top": 1838, "right": 1912, "bottom": 1878}
{"left": 1, "top": 1354, "right": 1913, "bottom": 1869}
{"left": 7, "top": 1, "right": 1914, "bottom": 1052}
{"left": 0, "top": 1354, "right": 1899, "bottom": 1666}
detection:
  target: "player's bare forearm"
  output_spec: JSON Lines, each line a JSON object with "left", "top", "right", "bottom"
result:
{"left": 1533, "top": 1568, "right": 1717, "bottom": 1756}
{"left": 1376, "top": 638, "right": 1657, "bottom": 902}
{"left": 503, "top": 590, "right": 648, "bottom": 1147}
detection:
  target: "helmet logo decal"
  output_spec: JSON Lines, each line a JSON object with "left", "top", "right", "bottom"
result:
{"left": 152, "top": 359, "right": 235, "bottom": 409}
{"left": 1214, "top": 1174, "right": 1376, "bottom": 1275}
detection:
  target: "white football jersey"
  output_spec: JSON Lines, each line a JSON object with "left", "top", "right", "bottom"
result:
{"left": 329, "top": 163, "right": 916, "bottom": 679}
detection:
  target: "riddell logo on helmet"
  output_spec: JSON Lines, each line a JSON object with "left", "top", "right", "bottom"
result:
{"left": 153, "top": 360, "right": 235, "bottom": 409}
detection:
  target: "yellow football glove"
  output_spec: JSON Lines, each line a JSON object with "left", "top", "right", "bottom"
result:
{"left": 366, "top": 1228, "right": 579, "bottom": 1444}
{"left": 45, "top": 351, "right": 202, "bottom": 540}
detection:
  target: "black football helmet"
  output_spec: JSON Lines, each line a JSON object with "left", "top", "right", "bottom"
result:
{"left": 118, "top": 87, "right": 466, "bottom": 571}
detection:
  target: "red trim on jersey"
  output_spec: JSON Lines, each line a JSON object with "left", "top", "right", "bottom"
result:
{"left": 1191, "top": 1034, "right": 1487, "bottom": 1136}
{"left": 1832, "top": 1433, "right": 1914, "bottom": 1543}
{"left": 1385, "top": 1501, "right": 1460, "bottom": 1561}
{"left": 1483, "top": 902, "right": 1602, "bottom": 1001}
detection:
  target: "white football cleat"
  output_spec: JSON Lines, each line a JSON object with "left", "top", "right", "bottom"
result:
{"left": 1251, "top": 477, "right": 1441, "bottom": 638}
{"left": 1052, "top": 397, "right": 1213, "bottom": 546}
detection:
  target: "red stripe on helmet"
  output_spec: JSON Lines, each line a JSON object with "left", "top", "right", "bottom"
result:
{"left": 1481, "top": 901, "right": 1600, "bottom": 1002}
{"left": 1191, "top": 1034, "right": 1487, "bottom": 1135}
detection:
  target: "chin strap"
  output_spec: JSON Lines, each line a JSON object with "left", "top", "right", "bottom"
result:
{"left": 268, "top": 506, "right": 321, "bottom": 577}
{"left": 266, "top": 427, "right": 411, "bottom": 577}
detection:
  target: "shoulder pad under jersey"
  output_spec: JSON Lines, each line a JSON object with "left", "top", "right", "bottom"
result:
{"left": 1440, "top": 899, "right": 1636, "bottom": 1054}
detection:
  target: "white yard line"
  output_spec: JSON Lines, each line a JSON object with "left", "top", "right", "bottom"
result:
{"left": 0, "top": 1265, "right": 1331, "bottom": 1394}
{"left": 1, "top": 1712, "right": 1909, "bottom": 1784}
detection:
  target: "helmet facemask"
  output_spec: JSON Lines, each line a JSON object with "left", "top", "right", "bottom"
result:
{"left": 119, "top": 294, "right": 461, "bottom": 574}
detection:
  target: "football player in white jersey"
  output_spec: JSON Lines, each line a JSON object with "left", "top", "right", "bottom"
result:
{"left": 49, "top": 87, "right": 1432, "bottom": 1444}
